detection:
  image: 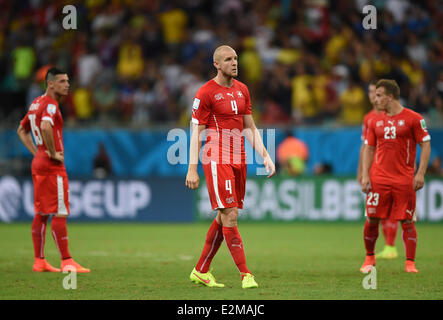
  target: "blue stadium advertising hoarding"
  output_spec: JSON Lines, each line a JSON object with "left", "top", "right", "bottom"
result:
{"left": 195, "top": 177, "right": 443, "bottom": 222}
{"left": 1, "top": 175, "right": 442, "bottom": 223}
{"left": 0, "top": 176, "right": 193, "bottom": 223}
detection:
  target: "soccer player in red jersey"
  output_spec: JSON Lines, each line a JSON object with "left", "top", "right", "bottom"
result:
{"left": 358, "top": 81, "right": 399, "bottom": 259}
{"left": 17, "top": 67, "right": 90, "bottom": 273}
{"left": 360, "top": 79, "right": 431, "bottom": 273}
{"left": 186, "top": 45, "right": 276, "bottom": 288}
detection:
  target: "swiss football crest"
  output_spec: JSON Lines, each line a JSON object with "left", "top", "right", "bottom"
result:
{"left": 237, "top": 91, "right": 243, "bottom": 98}
{"left": 376, "top": 120, "right": 383, "bottom": 127}
{"left": 214, "top": 93, "right": 224, "bottom": 101}
{"left": 398, "top": 120, "right": 405, "bottom": 126}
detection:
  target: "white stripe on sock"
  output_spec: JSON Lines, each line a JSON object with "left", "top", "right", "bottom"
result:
{"left": 200, "top": 229, "right": 220, "bottom": 272}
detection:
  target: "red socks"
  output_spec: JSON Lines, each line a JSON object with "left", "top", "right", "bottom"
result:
{"left": 51, "top": 217, "right": 71, "bottom": 260}
{"left": 32, "top": 215, "right": 72, "bottom": 261}
{"left": 364, "top": 219, "right": 379, "bottom": 256}
{"left": 402, "top": 222, "right": 417, "bottom": 261}
{"left": 223, "top": 226, "right": 250, "bottom": 275}
{"left": 195, "top": 220, "right": 251, "bottom": 277}
{"left": 381, "top": 218, "right": 398, "bottom": 246}
{"left": 195, "top": 219, "right": 224, "bottom": 273}
{"left": 31, "top": 214, "right": 49, "bottom": 259}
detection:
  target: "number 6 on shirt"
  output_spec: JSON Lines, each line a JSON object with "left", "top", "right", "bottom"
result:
{"left": 28, "top": 114, "right": 43, "bottom": 145}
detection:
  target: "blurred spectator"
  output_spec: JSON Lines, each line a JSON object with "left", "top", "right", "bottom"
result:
{"left": 158, "top": 4, "right": 188, "bottom": 49}
{"left": 385, "top": 0, "right": 410, "bottom": 24}
{"left": 140, "top": 19, "right": 164, "bottom": 60}
{"left": 119, "top": 81, "right": 136, "bottom": 123}
{"left": 239, "top": 37, "right": 263, "bottom": 90}
{"left": 116, "top": 33, "right": 144, "bottom": 80}
{"left": 77, "top": 45, "right": 102, "bottom": 87}
{"left": 291, "top": 63, "right": 318, "bottom": 123}
{"left": 325, "top": 25, "right": 349, "bottom": 65}
{"left": 331, "top": 64, "right": 349, "bottom": 98}
{"left": 276, "top": 131, "right": 309, "bottom": 176}
{"left": 26, "top": 65, "right": 49, "bottom": 105}
{"left": 91, "top": 3, "right": 123, "bottom": 32}
{"left": 261, "top": 62, "right": 292, "bottom": 125}
{"left": 12, "top": 38, "right": 35, "bottom": 84}
{"left": 93, "top": 82, "right": 119, "bottom": 124}
{"left": 339, "top": 78, "right": 367, "bottom": 125}
{"left": 311, "top": 61, "right": 331, "bottom": 120}
{"left": 0, "top": 0, "right": 441, "bottom": 129}
{"left": 313, "top": 162, "right": 333, "bottom": 175}
{"left": 427, "top": 156, "right": 443, "bottom": 176}
{"left": 34, "top": 27, "right": 53, "bottom": 66}
{"left": 95, "top": 30, "right": 118, "bottom": 68}
{"left": 26, "top": 76, "right": 44, "bottom": 107}
{"left": 133, "top": 80, "right": 155, "bottom": 125}
{"left": 93, "top": 143, "right": 112, "bottom": 179}
{"left": 406, "top": 34, "right": 427, "bottom": 65}
{"left": 72, "top": 86, "right": 94, "bottom": 122}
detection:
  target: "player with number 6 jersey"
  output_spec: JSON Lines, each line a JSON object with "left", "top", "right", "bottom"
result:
{"left": 360, "top": 79, "right": 431, "bottom": 274}
{"left": 22, "top": 94, "right": 67, "bottom": 176}
{"left": 17, "top": 67, "right": 90, "bottom": 273}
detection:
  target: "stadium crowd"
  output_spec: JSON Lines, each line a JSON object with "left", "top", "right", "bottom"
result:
{"left": 0, "top": 0, "right": 442, "bottom": 128}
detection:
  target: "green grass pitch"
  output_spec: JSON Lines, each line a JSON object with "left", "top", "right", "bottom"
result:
{"left": 0, "top": 222, "right": 442, "bottom": 300}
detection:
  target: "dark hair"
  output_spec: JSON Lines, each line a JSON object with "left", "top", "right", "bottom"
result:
{"left": 376, "top": 79, "right": 400, "bottom": 100}
{"left": 45, "top": 67, "right": 66, "bottom": 84}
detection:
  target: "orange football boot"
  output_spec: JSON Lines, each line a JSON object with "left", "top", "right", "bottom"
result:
{"left": 33, "top": 258, "right": 61, "bottom": 272}
{"left": 360, "top": 255, "right": 376, "bottom": 273}
{"left": 405, "top": 260, "right": 418, "bottom": 273}
{"left": 61, "top": 258, "right": 91, "bottom": 273}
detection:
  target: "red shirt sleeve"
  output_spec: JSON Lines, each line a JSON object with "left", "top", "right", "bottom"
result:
{"left": 243, "top": 84, "right": 252, "bottom": 115}
{"left": 41, "top": 102, "right": 58, "bottom": 126}
{"left": 365, "top": 117, "right": 377, "bottom": 147}
{"left": 191, "top": 86, "right": 211, "bottom": 125}
{"left": 361, "top": 114, "right": 369, "bottom": 141}
{"left": 412, "top": 114, "right": 431, "bottom": 143}
{"left": 20, "top": 113, "right": 31, "bottom": 132}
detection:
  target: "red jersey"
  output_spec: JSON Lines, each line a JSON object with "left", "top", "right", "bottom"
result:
{"left": 361, "top": 109, "right": 381, "bottom": 141}
{"left": 20, "top": 94, "right": 66, "bottom": 175}
{"left": 191, "top": 79, "right": 252, "bottom": 164}
{"left": 365, "top": 107, "right": 430, "bottom": 185}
